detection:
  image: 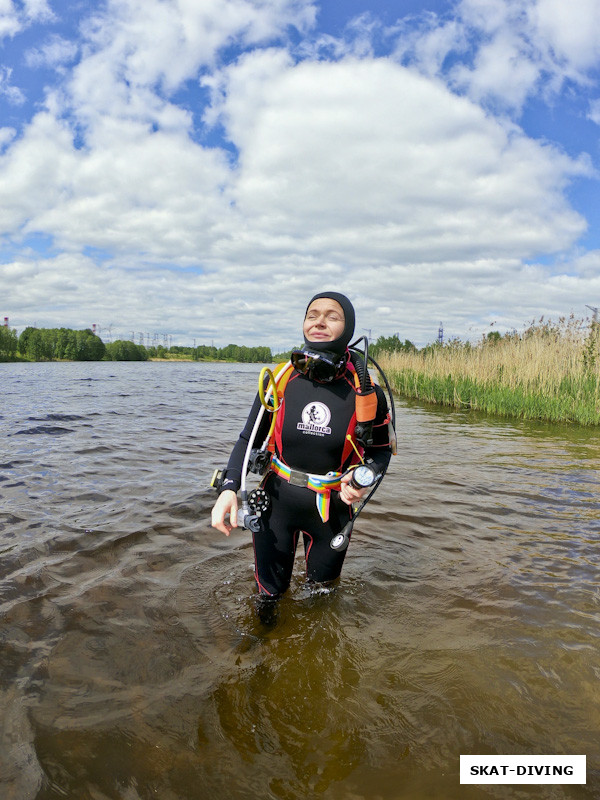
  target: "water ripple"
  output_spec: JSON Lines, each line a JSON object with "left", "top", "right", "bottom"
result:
{"left": 0, "top": 361, "right": 598, "bottom": 799}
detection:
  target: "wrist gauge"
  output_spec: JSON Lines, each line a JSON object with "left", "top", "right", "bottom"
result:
{"left": 350, "top": 464, "right": 378, "bottom": 489}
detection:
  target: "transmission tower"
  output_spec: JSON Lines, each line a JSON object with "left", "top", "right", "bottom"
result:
{"left": 586, "top": 305, "right": 599, "bottom": 323}
{"left": 437, "top": 321, "right": 444, "bottom": 345}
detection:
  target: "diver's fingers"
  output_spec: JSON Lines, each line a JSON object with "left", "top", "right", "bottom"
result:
{"left": 211, "top": 490, "right": 237, "bottom": 536}
{"left": 211, "top": 507, "right": 230, "bottom": 535}
{"left": 229, "top": 498, "right": 238, "bottom": 530}
{"left": 214, "top": 520, "right": 231, "bottom": 536}
{"left": 339, "top": 480, "right": 365, "bottom": 505}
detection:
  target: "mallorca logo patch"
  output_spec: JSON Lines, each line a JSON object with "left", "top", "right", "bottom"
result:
{"left": 297, "top": 401, "right": 332, "bottom": 436}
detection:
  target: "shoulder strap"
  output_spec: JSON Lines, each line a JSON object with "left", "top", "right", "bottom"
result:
{"left": 266, "top": 362, "right": 295, "bottom": 453}
{"left": 274, "top": 361, "right": 294, "bottom": 396}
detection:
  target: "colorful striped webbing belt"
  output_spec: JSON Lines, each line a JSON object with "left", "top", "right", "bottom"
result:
{"left": 270, "top": 455, "right": 343, "bottom": 523}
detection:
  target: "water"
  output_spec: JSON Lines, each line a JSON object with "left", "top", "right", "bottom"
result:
{"left": 1, "top": 361, "right": 599, "bottom": 800}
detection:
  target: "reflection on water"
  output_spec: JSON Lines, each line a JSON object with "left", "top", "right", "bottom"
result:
{"left": 1, "top": 361, "right": 599, "bottom": 799}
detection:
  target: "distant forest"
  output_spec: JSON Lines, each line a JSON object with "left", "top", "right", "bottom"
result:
{"left": 0, "top": 326, "right": 273, "bottom": 363}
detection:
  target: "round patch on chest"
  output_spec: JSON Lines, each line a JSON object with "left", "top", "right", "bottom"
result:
{"left": 297, "top": 401, "right": 332, "bottom": 435}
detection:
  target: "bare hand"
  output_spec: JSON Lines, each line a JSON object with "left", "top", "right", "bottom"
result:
{"left": 339, "top": 472, "right": 367, "bottom": 506}
{"left": 211, "top": 490, "right": 238, "bottom": 536}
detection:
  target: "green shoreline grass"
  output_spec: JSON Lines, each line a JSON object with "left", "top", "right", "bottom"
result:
{"left": 378, "top": 318, "right": 600, "bottom": 426}
{"left": 383, "top": 368, "right": 600, "bottom": 425}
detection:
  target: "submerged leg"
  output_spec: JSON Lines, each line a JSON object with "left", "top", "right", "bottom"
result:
{"left": 254, "top": 593, "right": 280, "bottom": 627}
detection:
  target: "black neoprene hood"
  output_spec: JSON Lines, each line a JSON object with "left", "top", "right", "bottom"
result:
{"left": 304, "top": 291, "right": 356, "bottom": 358}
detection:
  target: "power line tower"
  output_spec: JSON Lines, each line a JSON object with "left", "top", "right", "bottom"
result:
{"left": 437, "top": 321, "right": 444, "bottom": 345}
{"left": 586, "top": 305, "right": 599, "bottom": 323}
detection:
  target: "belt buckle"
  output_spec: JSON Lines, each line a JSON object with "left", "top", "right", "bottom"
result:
{"left": 288, "top": 469, "right": 308, "bottom": 487}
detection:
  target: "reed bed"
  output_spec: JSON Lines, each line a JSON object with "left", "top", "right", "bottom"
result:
{"left": 377, "top": 318, "right": 600, "bottom": 425}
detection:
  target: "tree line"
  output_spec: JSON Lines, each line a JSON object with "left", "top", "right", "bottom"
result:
{"left": 1, "top": 326, "right": 272, "bottom": 362}
{"left": 369, "top": 334, "right": 417, "bottom": 358}
{"left": 16, "top": 327, "right": 108, "bottom": 361}
{"left": 0, "top": 326, "right": 18, "bottom": 359}
{"left": 149, "top": 343, "right": 272, "bottom": 362}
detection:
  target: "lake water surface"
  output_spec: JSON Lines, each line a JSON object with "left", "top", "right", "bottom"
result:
{"left": 1, "top": 361, "right": 599, "bottom": 800}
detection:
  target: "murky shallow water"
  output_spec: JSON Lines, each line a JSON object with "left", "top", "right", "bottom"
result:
{"left": 1, "top": 361, "right": 599, "bottom": 800}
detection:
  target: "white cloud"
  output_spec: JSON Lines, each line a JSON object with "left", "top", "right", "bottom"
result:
{"left": 0, "top": 108, "right": 233, "bottom": 259}
{"left": 589, "top": 98, "right": 600, "bottom": 125}
{"left": 25, "top": 35, "right": 78, "bottom": 69}
{"left": 216, "top": 56, "right": 589, "bottom": 263}
{"left": 0, "top": 0, "right": 53, "bottom": 41}
{"left": 531, "top": 0, "right": 600, "bottom": 73}
{"left": 4, "top": 248, "right": 600, "bottom": 348}
{"left": 394, "top": 0, "right": 600, "bottom": 112}
{"left": 0, "top": 0, "right": 21, "bottom": 40}
{"left": 0, "top": 126, "right": 16, "bottom": 148}
{"left": 0, "top": 0, "right": 599, "bottom": 348}
{"left": 21, "top": 0, "right": 54, "bottom": 21}
{"left": 392, "top": 15, "right": 465, "bottom": 79}
{"left": 77, "top": 0, "right": 316, "bottom": 95}
{"left": 450, "top": 27, "right": 542, "bottom": 109}
{"left": 0, "top": 65, "right": 26, "bottom": 104}
{"left": 0, "top": 0, "right": 319, "bottom": 254}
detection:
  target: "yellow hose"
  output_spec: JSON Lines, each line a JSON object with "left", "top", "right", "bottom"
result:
{"left": 346, "top": 434, "right": 365, "bottom": 464}
{"left": 258, "top": 367, "right": 280, "bottom": 441}
{"left": 258, "top": 367, "right": 279, "bottom": 411}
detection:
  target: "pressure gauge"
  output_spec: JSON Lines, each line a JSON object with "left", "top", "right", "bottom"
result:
{"left": 350, "top": 464, "right": 378, "bottom": 489}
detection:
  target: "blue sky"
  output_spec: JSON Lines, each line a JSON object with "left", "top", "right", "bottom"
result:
{"left": 1, "top": 0, "right": 600, "bottom": 349}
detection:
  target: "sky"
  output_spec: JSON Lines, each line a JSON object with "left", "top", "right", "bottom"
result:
{"left": 1, "top": 0, "right": 600, "bottom": 350}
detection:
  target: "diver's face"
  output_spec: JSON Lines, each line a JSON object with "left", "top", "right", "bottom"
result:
{"left": 303, "top": 298, "right": 345, "bottom": 343}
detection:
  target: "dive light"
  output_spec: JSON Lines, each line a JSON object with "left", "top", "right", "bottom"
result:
{"left": 210, "top": 468, "right": 225, "bottom": 491}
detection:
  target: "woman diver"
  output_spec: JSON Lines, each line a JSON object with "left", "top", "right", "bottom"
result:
{"left": 211, "top": 291, "right": 393, "bottom": 609}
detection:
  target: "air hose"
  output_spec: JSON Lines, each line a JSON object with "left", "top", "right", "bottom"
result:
{"left": 237, "top": 361, "right": 291, "bottom": 531}
{"left": 330, "top": 341, "right": 397, "bottom": 551}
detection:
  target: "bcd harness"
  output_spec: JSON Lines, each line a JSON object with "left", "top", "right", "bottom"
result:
{"left": 256, "top": 355, "right": 388, "bottom": 523}
{"left": 211, "top": 346, "right": 396, "bottom": 538}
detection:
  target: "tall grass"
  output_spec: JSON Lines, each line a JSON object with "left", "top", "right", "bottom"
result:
{"left": 378, "top": 317, "right": 600, "bottom": 425}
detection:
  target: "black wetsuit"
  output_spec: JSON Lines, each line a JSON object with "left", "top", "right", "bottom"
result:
{"left": 221, "top": 363, "right": 392, "bottom": 597}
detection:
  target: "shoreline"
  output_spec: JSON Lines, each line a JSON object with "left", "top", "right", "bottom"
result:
{"left": 383, "top": 367, "right": 599, "bottom": 425}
